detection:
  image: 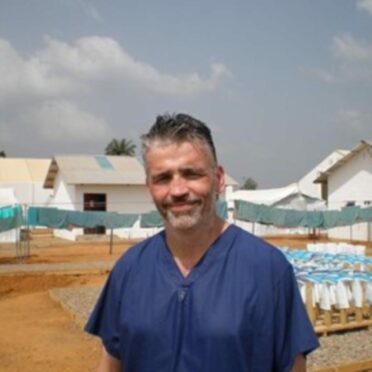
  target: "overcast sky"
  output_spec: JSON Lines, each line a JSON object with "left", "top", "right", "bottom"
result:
{"left": 0, "top": 0, "right": 371, "bottom": 187}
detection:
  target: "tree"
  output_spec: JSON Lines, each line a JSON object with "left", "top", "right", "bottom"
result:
{"left": 105, "top": 138, "right": 136, "bottom": 156}
{"left": 0, "top": 150, "right": 6, "bottom": 158}
{"left": 241, "top": 177, "right": 258, "bottom": 190}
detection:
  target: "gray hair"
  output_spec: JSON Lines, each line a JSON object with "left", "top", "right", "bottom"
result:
{"left": 141, "top": 113, "right": 217, "bottom": 165}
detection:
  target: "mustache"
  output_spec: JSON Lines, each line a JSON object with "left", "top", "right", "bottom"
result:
{"left": 163, "top": 195, "right": 201, "bottom": 207}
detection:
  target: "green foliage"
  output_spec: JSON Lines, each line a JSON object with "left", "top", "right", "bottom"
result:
{"left": 105, "top": 138, "right": 136, "bottom": 156}
{"left": 241, "top": 177, "right": 258, "bottom": 190}
{"left": 0, "top": 150, "right": 6, "bottom": 158}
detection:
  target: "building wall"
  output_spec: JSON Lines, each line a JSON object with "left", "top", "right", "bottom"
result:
{"left": 298, "top": 150, "right": 347, "bottom": 199}
{"left": 51, "top": 174, "right": 76, "bottom": 210}
{"left": 53, "top": 183, "right": 155, "bottom": 241}
{"left": 49, "top": 175, "right": 78, "bottom": 240}
{"left": 327, "top": 146, "right": 372, "bottom": 241}
{"left": 74, "top": 184, "right": 153, "bottom": 213}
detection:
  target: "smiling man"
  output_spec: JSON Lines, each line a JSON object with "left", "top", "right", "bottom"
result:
{"left": 85, "top": 113, "right": 319, "bottom": 372}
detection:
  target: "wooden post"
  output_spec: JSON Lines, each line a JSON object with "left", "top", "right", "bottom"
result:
{"left": 324, "top": 310, "right": 332, "bottom": 333}
{"left": 355, "top": 307, "right": 363, "bottom": 323}
{"left": 305, "top": 282, "right": 316, "bottom": 326}
{"left": 339, "top": 309, "right": 347, "bottom": 325}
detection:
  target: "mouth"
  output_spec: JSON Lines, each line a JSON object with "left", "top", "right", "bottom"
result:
{"left": 165, "top": 200, "right": 201, "bottom": 213}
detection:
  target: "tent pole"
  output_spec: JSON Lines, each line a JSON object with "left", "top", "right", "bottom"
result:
{"left": 24, "top": 204, "right": 30, "bottom": 258}
{"left": 109, "top": 227, "right": 114, "bottom": 255}
{"left": 16, "top": 226, "right": 20, "bottom": 259}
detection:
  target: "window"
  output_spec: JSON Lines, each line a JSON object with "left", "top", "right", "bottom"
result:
{"left": 345, "top": 201, "right": 355, "bottom": 207}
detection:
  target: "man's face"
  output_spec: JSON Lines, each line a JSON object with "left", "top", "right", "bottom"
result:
{"left": 145, "top": 140, "right": 225, "bottom": 231}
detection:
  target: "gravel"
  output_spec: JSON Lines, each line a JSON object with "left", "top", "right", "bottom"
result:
{"left": 0, "top": 261, "right": 114, "bottom": 275}
{"left": 50, "top": 286, "right": 372, "bottom": 371}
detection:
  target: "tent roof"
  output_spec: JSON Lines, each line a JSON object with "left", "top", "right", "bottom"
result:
{"left": 230, "top": 182, "right": 325, "bottom": 208}
{"left": 0, "top": 158, "right": 51, "bottom": 183}
{"left": 44, "top": 155, "right": 146, "bottom": 188}
{"left": 314, "top": 140, "right": 372, "bottom": 183}
{"left": 0, "top": 188, "right": 18, "bottom": 206}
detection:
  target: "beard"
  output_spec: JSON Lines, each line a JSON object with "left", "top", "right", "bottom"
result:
{"left": 159, "top": 194, "right": 214, "bottom": 230}
{"left": 165, "top": 203, "right": 203, "bottom": 229}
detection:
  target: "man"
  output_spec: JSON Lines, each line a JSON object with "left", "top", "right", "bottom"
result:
{"left": 85, "top": 113, "right": 319, "bottom": 372}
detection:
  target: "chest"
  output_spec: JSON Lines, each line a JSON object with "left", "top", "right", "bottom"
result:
{"left": 119, "top": 263, "right": 271, "bottom": 346}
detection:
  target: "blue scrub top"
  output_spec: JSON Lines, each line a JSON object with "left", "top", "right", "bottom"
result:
{"left": 85, "top": 225, "right": 319, "bottom": 372}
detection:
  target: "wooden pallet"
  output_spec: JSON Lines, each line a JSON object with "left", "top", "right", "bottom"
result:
{"left": 305, "top": 282, "right": 372, "bottom": 336}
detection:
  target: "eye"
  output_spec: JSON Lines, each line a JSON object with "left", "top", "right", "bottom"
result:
{"left": 152, "top": 173, "right": 171, "bottom": 184}
{"left": 182, "top": 169, "right": 205, "bottom": 179}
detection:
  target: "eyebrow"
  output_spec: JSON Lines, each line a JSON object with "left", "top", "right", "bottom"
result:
{"left": 150, "top": 166, "right": 208, "bottom": 179}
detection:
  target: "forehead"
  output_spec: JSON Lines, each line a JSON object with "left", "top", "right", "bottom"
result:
{"left": 144, "top": 140, "right": 214, "bottom": 172}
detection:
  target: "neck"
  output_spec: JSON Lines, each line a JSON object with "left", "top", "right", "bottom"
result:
{"left": 165, "top": 217, "right": 228, "bottom": 276}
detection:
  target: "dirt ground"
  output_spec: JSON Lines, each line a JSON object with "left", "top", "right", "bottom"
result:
{"left": 0, "top": 238, "right": 132, "bottom": 372}
{"left": 0, "top": 235, "right": 370, "bottom": 372}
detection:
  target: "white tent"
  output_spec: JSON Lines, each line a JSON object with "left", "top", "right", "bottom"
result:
{"left": 0, "top": 188, "right": 18, "bottom": 207}
{"left": 230, "top": 183, "right": 325, "bottom": 211}
{"left": 229, "top": 183, "right": 326, "bottom": 236}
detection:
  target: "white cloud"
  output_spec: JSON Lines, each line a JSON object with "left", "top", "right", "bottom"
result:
{"left": 335, "top": 108, "right": 369, "bottom": 132}
{"left": 0, "top": 36, "right": 230, "bottom": 105}
{"left": 0, "top": 39, "right": 83, "bottom": 103}
{"left": 24, "top": 100, "right": 112, "bottom": 143}
{"left": 313, "top": 33, "right": 372, "bottom": 83}
{"left": 38, "top": 36, "right": 230, "bottom": 95}
{"left": 77, "top": 0, "right": 103, "bottom": 23}
{"left": 357, "top": 0, "right": 372, "bottom": 15}
{"left": 332, "top": 33, "right": 372, "bottom": 62}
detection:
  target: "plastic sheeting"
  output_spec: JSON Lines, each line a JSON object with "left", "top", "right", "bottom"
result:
{"left": 235, "top": 200, "right": 372, "bottom": 228}
{"left": 0, "top": 205, "right": 23, "bottom": 233}
{"left": 28, "top": 207, "right": 138, "bottom": 229}
{"left": 28, "top": 201, "right": 228, "bottom": 230}
{"left": 140, "top": 210, "right": 163, "bottom": 228}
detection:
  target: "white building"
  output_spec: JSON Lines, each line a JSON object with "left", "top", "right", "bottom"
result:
{"left": 44, "top": 155, "right": 154, "bottom": 240}
{"left": 314, "top": 141, "right": 372, "bottom": 241}
{"left": 299, "top": 150, "right": 349, "bottom": 199}
{"left": 223, "top": 173, "right": 239, "bottom": 222}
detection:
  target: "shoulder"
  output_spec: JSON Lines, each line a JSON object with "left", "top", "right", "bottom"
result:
{"left": 110, "top": 231, "right": 165, "bottom": 281}
{"left": 228, "top": 224, "right": 291, "bottom": 280}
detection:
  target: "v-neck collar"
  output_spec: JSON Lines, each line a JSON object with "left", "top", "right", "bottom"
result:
{"left": 158, "top": 224, "right": 239, "bottom": 287}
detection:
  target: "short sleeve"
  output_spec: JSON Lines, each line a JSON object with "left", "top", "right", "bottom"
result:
{"left": 84, "top": 269, "right": 123, "bottom": 360}
{"left": 273, "top": 265, "right": 319, "bottom": 371}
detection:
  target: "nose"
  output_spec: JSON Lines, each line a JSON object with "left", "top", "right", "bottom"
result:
{"left": 169, "top": 176, "right": 189, "bottom": 198}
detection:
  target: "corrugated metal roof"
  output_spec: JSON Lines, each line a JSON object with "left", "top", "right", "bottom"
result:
{"left": 44, "top": 155, "right": 146, "bottom": 188}
{"left": 314, "top": 141, "right": 372, "bottom": 183}
{"left": 0, "top": 158, "right": 51, "bottom": 183}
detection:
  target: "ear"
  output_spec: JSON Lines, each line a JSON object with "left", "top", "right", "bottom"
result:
{"left": 216, "top": 165, "right": 225, "bottom": 195}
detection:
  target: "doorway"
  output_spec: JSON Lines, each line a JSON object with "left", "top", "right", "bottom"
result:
{"left": 83, "top": 193, "right": 106, "bottom": 234}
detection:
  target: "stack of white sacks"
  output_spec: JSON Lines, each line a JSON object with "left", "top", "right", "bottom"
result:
{"left": 307, "top": 242, "right": 366, "bottom": 256}
{"left": 280, "top": 244, "right": 372, "bottom": 312}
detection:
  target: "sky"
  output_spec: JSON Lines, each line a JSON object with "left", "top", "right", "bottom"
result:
{"left": 0, "top": 0, "right": 372, "bottom": 188}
